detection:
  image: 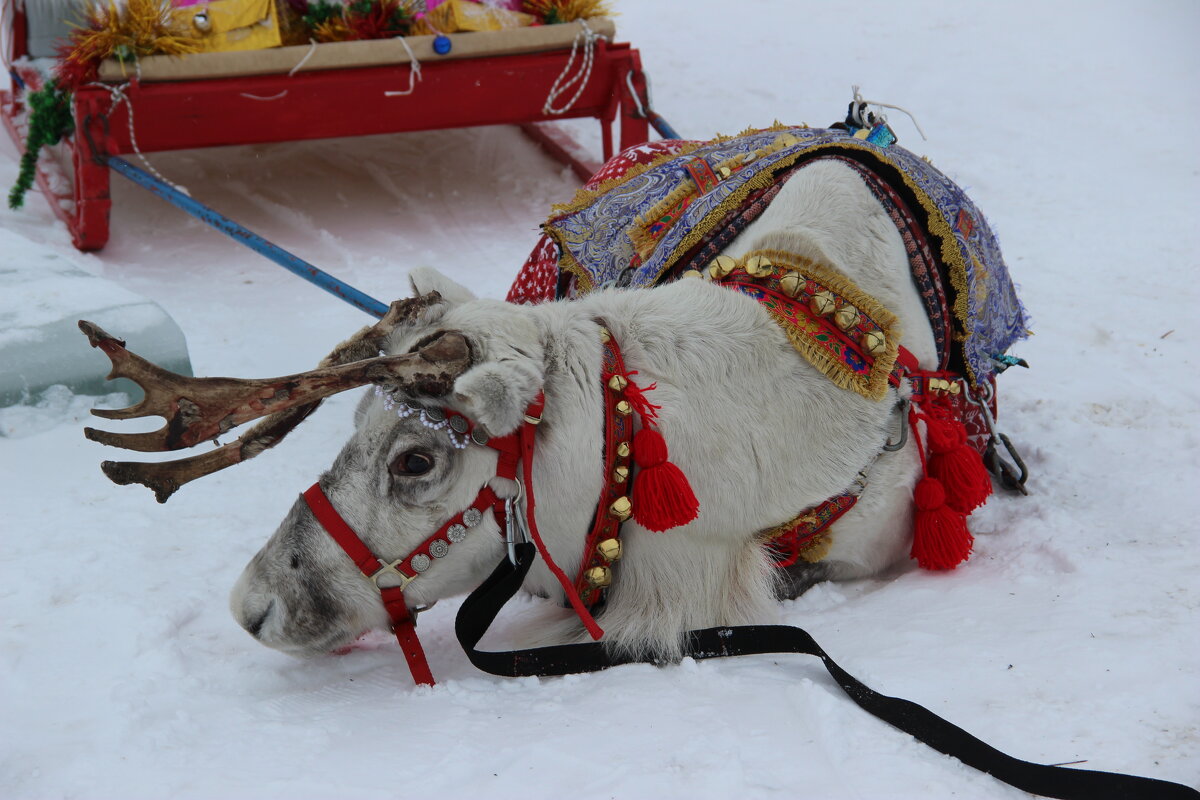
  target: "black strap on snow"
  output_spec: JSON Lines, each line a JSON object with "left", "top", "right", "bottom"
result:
{"left": 456, "top": 544, "right": 1199, "bottom": 800}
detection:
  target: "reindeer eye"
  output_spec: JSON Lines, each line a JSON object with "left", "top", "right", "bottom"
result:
{"left": 390, "top": 450, "right": 434, "bottom": 476}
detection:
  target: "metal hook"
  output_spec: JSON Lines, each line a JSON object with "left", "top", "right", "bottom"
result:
{"left": 964, "top": 381, "right": 1030, "bottom": 494}
{"left": 882, "top": 398, "right": 910, "bottom": 452}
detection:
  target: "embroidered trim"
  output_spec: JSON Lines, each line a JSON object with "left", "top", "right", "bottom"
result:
{"left": 548, "top": 139, "right": 707, "bottom": 219}
{"left": 760, "top": 493, "right": 858, "bottom": 566}
{"left": 711, "top": 249, "right": 902, "bottom": 402}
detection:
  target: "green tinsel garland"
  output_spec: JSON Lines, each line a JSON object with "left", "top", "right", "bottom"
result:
{"left": 8, "top": 81, "right": 75, "bottom": 211}
{"left": 301, "top": 0, "right": 343, "bottom": 29}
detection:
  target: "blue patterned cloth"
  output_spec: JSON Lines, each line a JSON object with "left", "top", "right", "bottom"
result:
{"left": 545, "top": 127, "right": 1029, "bottom": 385}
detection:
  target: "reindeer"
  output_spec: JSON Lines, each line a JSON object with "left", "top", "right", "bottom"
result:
{"left": 81, "top": 159, "right": 957, "bottom": 665}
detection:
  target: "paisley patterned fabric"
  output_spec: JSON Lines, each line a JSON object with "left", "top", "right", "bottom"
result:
{"left": 542, "top": 126, "right": 1030, "bottom": 385}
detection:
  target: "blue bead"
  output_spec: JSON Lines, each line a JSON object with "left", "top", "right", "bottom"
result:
{"left": 433, "top": 35, "right": 452, "bottom": 55}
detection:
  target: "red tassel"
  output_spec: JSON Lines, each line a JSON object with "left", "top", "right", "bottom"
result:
{"left": 925, "top": 416, "right": 993, "bottom": 514}
{"left": 630, "top": 428, "right": 699, "bottom": 532}
{"left": 910, "top": 477, "right": 973, "bottom": 570}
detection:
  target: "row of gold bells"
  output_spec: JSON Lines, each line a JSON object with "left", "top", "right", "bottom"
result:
{"left": 684, "top": 255, "right": 888, "bottom": 358}
{"left": 927, "top": 377, "right": 962, "bottom": 396}
{"left": 587, "top": 326, "right": 633, "bottom": 590}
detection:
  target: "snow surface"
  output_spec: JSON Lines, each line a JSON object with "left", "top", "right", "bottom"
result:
{"left": 2, "top": 1, "right": 1198, "bottom": 797}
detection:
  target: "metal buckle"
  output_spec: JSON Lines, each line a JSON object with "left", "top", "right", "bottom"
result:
{"left": 964, "top": 380, "right": 1030, "bottom": 495}
{"left": 368, "top": 559, "right": 417, "bottom": 590}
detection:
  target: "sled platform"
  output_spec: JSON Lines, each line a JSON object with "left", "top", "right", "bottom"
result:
{"left": 2, "top": 15, "right": 653, "bottom": 251}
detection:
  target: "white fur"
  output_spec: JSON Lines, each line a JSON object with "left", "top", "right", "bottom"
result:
{"left": 230, "top": 161, "right": 938, "bottom": 660}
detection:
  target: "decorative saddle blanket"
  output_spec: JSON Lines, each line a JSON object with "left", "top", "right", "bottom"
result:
{"left": 538, "top": 125, "right": 1030, "bottom": 387}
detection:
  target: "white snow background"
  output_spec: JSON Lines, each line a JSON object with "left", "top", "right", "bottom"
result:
{"left": 2, "top": 1, "right": 1198, "bottom": 797}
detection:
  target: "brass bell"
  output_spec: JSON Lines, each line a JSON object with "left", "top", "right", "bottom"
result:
{"left": 861, "top": 329, "right": 887, "bottom": 356}
{"left": 929, "top": 378, "right": 947, "bottom": 393}
{"left": 948, "top": 381, "right": 962, "bottom": 395}
{"left": 609, "top": 496, "right": 632, "bottom": 522}
{"left": 608, "top": 374, "right": 629, "bottom": 393}
{"left": 596, "top": 538, "right": 623, "bottom": 561}
{"left": 598, "top": 326, "right": 611, "bottom": 343}
{"left": 616, "top": 441, "right": 631, "bottom": 458}
{"left": 775, "top": 133, "right": 800, "bottom": 148}
{"left": 834, "top": 305, "right": 860, "bottom": 331}
{"left": 681, "top": 269, "right": 703, "bottom": 279}
{"left": 616, "top": 400, "right": 633, "bottom": 416}
{"left": 584, "top": 566, "right": 612, "bottom": 588}
{"left": 743, "top": 255, "right": 773, "bottom": 278}
{"left": 810, "top": 290, "right": 837, "bottom": 317}
{"left": 612, "top": 465, "right": 629, "bottom": 483}
{"left": 778, "top": 271, "right": 804, "bottom": 299}
{"left": 709, "top": 255, "right": 737, "bottom": 280}
{"left": 719, "top": 166, "right": 732, "bottom": 179}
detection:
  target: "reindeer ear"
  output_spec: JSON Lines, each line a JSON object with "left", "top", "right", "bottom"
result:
{"left": 452, "top": 357, "right": 543, "bottom": 437}
{"left": 408, "top": 266, "right": 477, "bottom": 307}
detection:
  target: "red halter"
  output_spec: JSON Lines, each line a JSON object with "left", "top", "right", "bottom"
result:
{"left": 302, "top": 391, "right": 603, "bottom": 686}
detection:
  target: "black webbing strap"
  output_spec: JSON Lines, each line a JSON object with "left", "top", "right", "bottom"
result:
{"left": 456, "top": 544, "right": 1199, "bottom": 800}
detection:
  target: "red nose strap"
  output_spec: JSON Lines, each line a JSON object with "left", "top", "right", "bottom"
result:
{"left": 303, "top": 483, "right": 438, "bottom": 686}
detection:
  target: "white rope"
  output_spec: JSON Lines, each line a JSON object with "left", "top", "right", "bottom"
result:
{"left": 85, "top": 62, "right": 190, "bottom": 196}
{"left": 288, "top": 38, "right": 319, "bottom": 77}
{"left": 542, "top": 19, "right": 600, "bottom": 116}
{"left": 851, "top": 85, "right": 928, "bottom": 141}
{"left": 240, "top": 90, "right": 288, "bottom": 101}
{"left": 383, "top": 36, "right": 421, "bottom": 97}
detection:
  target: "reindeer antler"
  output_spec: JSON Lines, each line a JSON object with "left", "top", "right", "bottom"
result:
{"left": 81, "top": 292, "right": 468, "bottom": 502}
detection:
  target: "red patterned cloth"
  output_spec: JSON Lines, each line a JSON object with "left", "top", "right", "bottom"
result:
{"left": 506, "top": 140, "right": 696, "bottom": 305}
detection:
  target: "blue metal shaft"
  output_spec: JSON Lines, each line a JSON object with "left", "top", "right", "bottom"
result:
{"left": 648, "top": 112, "right": 681, "bottom": 141}
{"left": 107, "top": 156, "right": 389, "bottom": 319}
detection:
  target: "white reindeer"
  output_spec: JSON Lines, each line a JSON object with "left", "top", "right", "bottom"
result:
{"left": 214, "top": 159, "right": 938, "bottom": 660}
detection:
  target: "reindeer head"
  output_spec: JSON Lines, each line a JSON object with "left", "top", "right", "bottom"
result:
{"left": 82, "top": 269, "right": 548, "bottom": 656}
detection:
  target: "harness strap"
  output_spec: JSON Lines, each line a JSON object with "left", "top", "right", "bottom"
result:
{"left": 303, "top": 484, "right": 383, "bottom": 576}
{"left": 303, "top": 483, "right": 440, "bottom": 686}
{"left": 457, "top": 544, "right": 1200, "bottom": 800}
{"left": 380, "top": 586, "right": 434, "bottom": 687}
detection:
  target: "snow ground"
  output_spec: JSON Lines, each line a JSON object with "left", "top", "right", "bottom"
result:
{"left": 2, "top": 1, "right": 1198, "bottom": 798}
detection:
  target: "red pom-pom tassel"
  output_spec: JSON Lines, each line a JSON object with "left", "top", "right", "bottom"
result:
{"left": 910, "top": 477, "right": 973, "bottom": 570}
{"left": 630, "top": 428, "right": 699, "bottom": 532}
{"left": 925, "top": 416, "right": 993, "bottom": 514}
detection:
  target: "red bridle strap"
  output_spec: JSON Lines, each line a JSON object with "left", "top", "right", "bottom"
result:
{"left": 302, "top": 482, "right": 505, "bottom": 688}
{"left": 482, "top": 395, "right": 604, "bottom": 640}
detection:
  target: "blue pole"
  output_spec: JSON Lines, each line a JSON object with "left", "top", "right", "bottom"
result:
{"left": 106, "top": 156, "right": 389, "bottom": 319}
{"left": 647, "top": 112, "right": 682, "bottom": 141}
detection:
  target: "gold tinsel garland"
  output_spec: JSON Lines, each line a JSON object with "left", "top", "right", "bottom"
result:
{"left": 68, "top": 0, "right": 204, "bottom": 66}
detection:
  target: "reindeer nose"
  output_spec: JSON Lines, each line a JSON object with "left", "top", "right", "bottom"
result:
{"left": 244, "top": 599, "right": 276, "bottom": 638}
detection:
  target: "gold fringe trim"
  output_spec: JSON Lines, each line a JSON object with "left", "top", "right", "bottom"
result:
{"left": 628, "top": 178, "right": 696, "bottom": 260}
{"left": 735, "top": 248, "right": 901, "bottom": 403}
{"left": 798, "top": 532, "right": 833, "bottom": 563}
{"left": 758, "top": 514, "right": 835, "bottom": 564}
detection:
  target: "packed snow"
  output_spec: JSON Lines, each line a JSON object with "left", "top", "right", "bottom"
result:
{"left": 2, "top": 1, "right": 1197, "bottom": 798}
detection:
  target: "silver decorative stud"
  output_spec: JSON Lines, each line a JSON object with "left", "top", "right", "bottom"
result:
{"left": 447, "top": 523, "right": 468, "bottom": 543}
{"left": 449, "top": 416, "right": 468, "bottom": 434}
{"left": 429, "top": 539, "right": 450, "bottom": 559}
{"left": 471, "top": 428, "right": 490, "bottom": 446}
{"left": 411, "top": 554, "right": 432, "bottom": 573}
{"left": 463, "top": 508, "right": 483, "bottom": 528}
{"left": 425, "top": 408, "right": 446, "bottom": 422}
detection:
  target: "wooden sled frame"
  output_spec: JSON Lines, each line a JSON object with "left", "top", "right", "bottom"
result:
{"left": 2, "top": 5, "right": 652, "bottom": 251}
